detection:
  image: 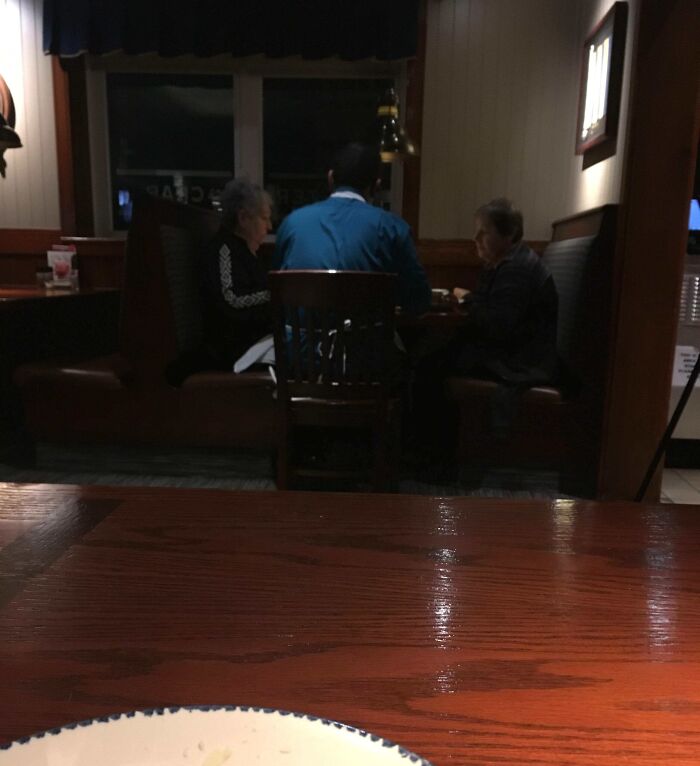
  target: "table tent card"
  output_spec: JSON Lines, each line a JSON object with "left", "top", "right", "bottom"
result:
{"left": 45, "top": 244, "right": 77, "bottom": 288}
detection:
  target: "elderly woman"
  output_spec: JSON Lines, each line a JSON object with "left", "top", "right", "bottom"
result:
{"left": 452, "top": 197, "right": 558, "bottom": 382}
{"left": 202, "top": 177, "right": 273, "bottom": 369}
{"left": 409, "top": 198, "right": 558, "bottom": 472}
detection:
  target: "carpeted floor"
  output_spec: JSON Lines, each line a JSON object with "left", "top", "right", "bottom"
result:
{"left": 0, "top": 442, "right": 568, "bottom": 498}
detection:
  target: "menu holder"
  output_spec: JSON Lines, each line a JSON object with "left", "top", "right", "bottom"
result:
{"left": 45, "top": 245, "right": 78, "bottom": 290}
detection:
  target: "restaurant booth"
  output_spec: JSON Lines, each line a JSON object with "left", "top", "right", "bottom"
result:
{"left": 2, "top": 3, "right": 700, "bottom": 765}
{"left": 0, "top": 0, "right": 698, "bottom": 501}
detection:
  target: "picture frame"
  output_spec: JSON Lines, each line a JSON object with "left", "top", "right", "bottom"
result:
{"left": 575, "top": 2, "right": 628, "bottom": 157}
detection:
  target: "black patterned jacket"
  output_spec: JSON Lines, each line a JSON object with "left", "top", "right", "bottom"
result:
{"left": 202, "top": 229, "right": 271, "bottom": 368}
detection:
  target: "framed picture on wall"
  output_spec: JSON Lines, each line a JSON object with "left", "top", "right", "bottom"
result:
{"left": 575, "top": 1, "right": 628, "bottom": 157}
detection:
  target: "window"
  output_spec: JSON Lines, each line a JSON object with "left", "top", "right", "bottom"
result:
{"left": 106, "top": 73, "right": 234, "bottom": 229}
{"left": 87, "top": 57, "right": 403, "bottom": 235}
{"left": 263, "top": 78, "right": 393, "bottom": 222}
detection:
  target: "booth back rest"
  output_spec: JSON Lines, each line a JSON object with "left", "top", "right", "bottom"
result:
{"left": 542, "top": 235, "right": 595, "bottom": 385}
{"left": 548, "top": 205, "right": 617, "bottom": 399}
{"left": 547, "top": 205, "right": 618, "bottom": 484}
{"left": 161, "top": 224, "right": 205, "bottom": 355}
{"left": 120, "top": 194, "right": 221, "bottom": 383}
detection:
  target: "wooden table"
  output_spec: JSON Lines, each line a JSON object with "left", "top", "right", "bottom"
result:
{"left": 398, "top": 302, "right": 468, "bottom": 328}
{"left": 1, "top": 484, "right": 700, "bottom": 764}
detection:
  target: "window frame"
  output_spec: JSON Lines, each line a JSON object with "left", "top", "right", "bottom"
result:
{"left": 84, "top": 54, "right": 406, "bottom": 238}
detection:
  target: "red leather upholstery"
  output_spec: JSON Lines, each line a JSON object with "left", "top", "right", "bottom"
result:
{"left": 15, "top": 196, "right": 276, "bottom": 449}
{"left": 445, "top": 377, "right": 567, "bottom": 468}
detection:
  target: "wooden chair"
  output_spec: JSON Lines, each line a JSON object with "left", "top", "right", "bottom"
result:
{"left": 269, "top": 270, "right": 401, "bottom": 491}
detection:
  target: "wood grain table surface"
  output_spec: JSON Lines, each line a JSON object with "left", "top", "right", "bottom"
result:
{"left": 1, "top": 483, "right": 699, "bottom": 764}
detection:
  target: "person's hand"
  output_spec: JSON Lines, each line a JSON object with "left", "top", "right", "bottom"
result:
{"left": 452, "top": 287, "right": 470, "bottom": 303}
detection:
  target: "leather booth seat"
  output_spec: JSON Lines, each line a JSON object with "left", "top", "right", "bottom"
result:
{"left": 15, "top": 195, "right": 277, "bottom": 450}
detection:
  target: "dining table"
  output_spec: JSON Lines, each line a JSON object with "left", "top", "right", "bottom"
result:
{"left": 1, "top": 482, "right": 699, "bottom": 764}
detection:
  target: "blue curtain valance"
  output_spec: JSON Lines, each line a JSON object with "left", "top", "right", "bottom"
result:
{"left": 43, "top": 0, "right": 419, "bottom": 61}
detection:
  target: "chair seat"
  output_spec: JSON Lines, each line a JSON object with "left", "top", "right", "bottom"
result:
{"left": 289, "top": 396, "right": 400, "bottom": 428}
{"left": 446, "top": 377, "right": 564, "bottom": 406}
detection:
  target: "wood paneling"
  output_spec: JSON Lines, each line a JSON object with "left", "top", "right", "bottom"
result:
{"left": 0, "top": 229, "right": 62, "bottom": 253}
{"left": 401, "top": 0, "right": 427, "bottom": 237}
{"left": 0, "top": 228, "right": 62, "bottom": 284}
{"left": 2, "top": 234, "right": 559, "bottom": 294}
{"left": 60, "top": 237, "right": 125, "bottom": 289}
{"left": 418, "top": 238, "right": 549, "bottom": 289}
{"left": 599, "top": 0, "right": 700, "bottom": 500}
{"left": 0, "top": 0, "right": 60, "bottom": 230}
{"left": 418, "top": 0, "right": 637, "bottom": 240}
{"left": 0, "top": 233, "right": 125, "bottom": 289}
{"left": 51, "top": 57, "right": 76, "bottom": 235}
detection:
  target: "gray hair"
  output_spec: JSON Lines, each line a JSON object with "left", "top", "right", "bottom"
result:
{"left": 218, "top": 177, "right": 271, "bottom": 228}
{"left": 476, "top": 198, "right": 524, "bottom": 243}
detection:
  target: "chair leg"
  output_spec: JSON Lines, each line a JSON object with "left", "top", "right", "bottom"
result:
{"left": 276, "top": 410, "right": 290, "bottom": 490}
{"left": 371, "top": 425, "right": 388, "bottom": 492}
{"left": 372, "top": 406, "right": 398, "bottom": 492}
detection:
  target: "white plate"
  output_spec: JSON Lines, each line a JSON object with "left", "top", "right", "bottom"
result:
{"left": 0, "top": 705, "right": 433, "bottom": 765}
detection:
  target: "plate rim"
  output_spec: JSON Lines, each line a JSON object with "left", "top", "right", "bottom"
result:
{"left": 0, "top": 704, "right": 434, "bottom": 765}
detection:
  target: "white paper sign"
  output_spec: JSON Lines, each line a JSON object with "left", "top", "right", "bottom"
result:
{"left": 672, "top": 345, "right": 700, "bottom": 388}
{"left": 47, "top": 250, "right": 74, "bottom": 282}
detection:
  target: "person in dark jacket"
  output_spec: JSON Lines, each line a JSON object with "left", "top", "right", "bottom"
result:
{"left": 410, "top": 198, "right": 558, "bottom": 468}
{"left": 202, "top": 177, "right": 273, "bottom": 369}
{"left": 452, "top": 197, "right": 558, "bottom": 383}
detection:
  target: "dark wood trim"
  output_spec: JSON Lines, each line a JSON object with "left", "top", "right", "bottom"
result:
{"left": 0, "top": 237, "right": 125, "bottom": 288}
{"left": 418, "top": 238, "right": 549, "bottom": 261}
{"left": 417, "top": 238, "right": 549, "bottom": 289}
{"left": 0, "top": 229, "right": 62, "bottom": 254}
{"left": 50, "top": 56, "right": 95, "bottom": 236}
{"left": 61, "top": 237, "right": 126, "bottom": 256}
{"left": 599, "top": 0, "right": 700, "bottom": 500}
{"left": 64, "top": 57, "right": 95, "bottom": 236}
{"left": 51, "top": 57, "right": 76, "bottom": 236}
{"left": 551, "top": 206, "right": 613, "bottom": 241}
{"left": 418, "top": 239, "right": 477, "bottom": 265}
{"left": 402, "top": 0, "right": 427, "bottom": 237}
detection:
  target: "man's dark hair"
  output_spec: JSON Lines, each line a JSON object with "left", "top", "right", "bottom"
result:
{"left": 330, "top": 142, "right": 381, "bottom": 193}
{"left": 476, "top": 198, "right": 524, "bottom": 243}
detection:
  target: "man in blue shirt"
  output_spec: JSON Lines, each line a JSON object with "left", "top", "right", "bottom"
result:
{"left": 274, "top": 142, "right": 430, "bottom": 316}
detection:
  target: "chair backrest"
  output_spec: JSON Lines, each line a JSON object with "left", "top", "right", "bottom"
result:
{"left": 268, "top": 270, "right": 397, "bottom": 402}
{"left": 120, "top": 193, "right": 221, "bottom": 382}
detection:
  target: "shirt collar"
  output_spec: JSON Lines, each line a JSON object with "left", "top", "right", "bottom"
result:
{"left": 497, "top": 241, "right": 526, "bottom": 265}
{"left": 331, "top": 188, "right": 366, "bottom": 203}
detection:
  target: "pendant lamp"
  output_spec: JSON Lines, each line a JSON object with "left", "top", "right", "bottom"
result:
{"left": 376, "top": 87, "right": 417, "bottom": 163}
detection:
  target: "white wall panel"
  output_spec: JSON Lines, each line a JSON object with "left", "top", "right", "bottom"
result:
{"left": 0, "top": 0, "right": 60, "bottom": 230}
{"left": 420, "top": 0, "right": 636, "bottom": 240}
{"left": 0, "top": 0, "right": 637, "bottom": 238}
